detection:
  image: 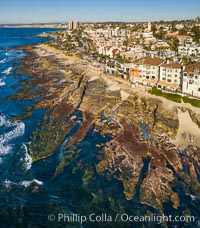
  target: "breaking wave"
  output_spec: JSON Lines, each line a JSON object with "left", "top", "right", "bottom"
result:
{"left": 0, "top": 115, "right": 25, "bottom": 155}
{"left": 2, "top": 179, "right": 43, "bottom": 188}
{"left": 20, "top": 143, "right": 32, "bottom": 170}
{"left": 0, "top": 79, "right": 5, "bottom": 86}
{"left": 19, "top": 179, "right": 43, "bottom": 188}
{"left": 0, "top": 58, "right": 7, "bottom": 64}
{"left": 2, "top": 66, "right": 12, "bottom": 76}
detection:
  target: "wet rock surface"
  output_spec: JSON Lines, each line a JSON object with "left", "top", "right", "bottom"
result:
{"left": 9, "top": 45, "right": 200, "bottom": 225}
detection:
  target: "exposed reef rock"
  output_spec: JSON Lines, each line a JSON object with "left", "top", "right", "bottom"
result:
{"left": 10, "top": 44, "right": 200, "bottom": 218}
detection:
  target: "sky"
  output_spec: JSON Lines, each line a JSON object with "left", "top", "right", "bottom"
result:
{"left": 0, "top": 0, "right": 200, "bottom": 24}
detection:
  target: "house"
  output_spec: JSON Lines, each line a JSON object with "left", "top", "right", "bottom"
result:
{"left": 178, "top": 45, "right": 200, "bottom": 56}
{"left": 166, "top": 34, "right": 193, "bottom": 45}
{"left": 158, "top": 62, "right": 182, "bottom": 92}
{"left": 131, "top": 56, "right": 165, "bottom": 87}
{"left": 106, "top": 59, "right": 117, "bottom": 75}
{"left": 129, "top": 68, "right": 143, "bottom": 86}
{"left": 182, "top": 63, "right": 200, "bottom": 97}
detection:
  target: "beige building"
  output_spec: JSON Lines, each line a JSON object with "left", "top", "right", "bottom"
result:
{"left": 158, "top": 62, "right": 182, "bottom": 91}
{"left": 182, "top": 63, "right": 200, "bottom": 97}
{"left": 68, "top": 21, "right": 79, "bottom": 30}
{"left": 131, "top": 56, "right": 165, "bottom": 87}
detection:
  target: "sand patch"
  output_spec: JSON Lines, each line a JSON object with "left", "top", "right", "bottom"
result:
{"left": 120, "top": 90, "right": 130, "bottom": 101}
{"left": 88, "top": 75, "right": 99, "bottom": 82}
{"left": 170, "top": 109, "right": 200, "bottom": 149}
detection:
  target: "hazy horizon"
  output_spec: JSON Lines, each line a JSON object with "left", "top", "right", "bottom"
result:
{"left": 0, "top": 0, "right": 200, "bottom": 24}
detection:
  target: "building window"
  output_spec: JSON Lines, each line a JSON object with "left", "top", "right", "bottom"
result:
{"left": 195, "top": 76, "right": 198, "bottom": 79}
{"left": 167, "top": 79, "right": 171, "bottom": 82}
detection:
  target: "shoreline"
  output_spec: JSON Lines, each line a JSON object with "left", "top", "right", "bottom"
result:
{"left": 18, "top": 42, "right": 200, "bottom": 151}
{"left": 27, "top": 43, "right": 200, "bottom": 111}
{"left": 8, "top": 41, "right": 200, "bottom": 211}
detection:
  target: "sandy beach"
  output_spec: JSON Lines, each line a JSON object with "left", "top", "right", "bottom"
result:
{"left": 170, "top": 109, "right": 200, "bottom": 149}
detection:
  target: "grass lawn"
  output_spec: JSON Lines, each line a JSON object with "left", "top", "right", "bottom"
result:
{"left": 149, "top": 87, "right": 182, "bottom": 103}
{"left": 182, "top": 96, "right": 200, "bottom": 108}
{"left": 149, "top": 87, "right": 200, "bottom": 108}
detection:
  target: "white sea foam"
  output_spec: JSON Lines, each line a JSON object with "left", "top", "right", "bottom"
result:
{"left": 0, "top": 115, "right": 25, "bottom": 155}
{"left": 0, "top": 115, "right": 6, "bottom": 127}
{"left": 0, "top": 144, "right": 12, "bottom": 155}
{"left": 2, "top": 179, "right": 43, "bottom": 189}
{"left": 20, "top": 179, "right": 43, "bottom": 188}
{"left": 21, "top": 144, "right": 32, "bottom": 170}
{"left": 2, "top": 67, "right": 12, "bottom": 76}
{"left": 2, "top": 179, "right": 14, "bottom": 188}
{"left": 0, "top": 80, "right": 5, "bottom": 86}
{"left": 0, "top": 58, "right": 7, "bottom": 64}
{"left": 58, "top": 136, "right": 71, "bottom": 160}
{"left": 0, "top": 122, "right": 25, "bottom": 144}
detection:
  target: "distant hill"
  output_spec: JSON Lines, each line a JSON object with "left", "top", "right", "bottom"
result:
{"left": 0, "top": 23, "right": 68, "bottom": 28}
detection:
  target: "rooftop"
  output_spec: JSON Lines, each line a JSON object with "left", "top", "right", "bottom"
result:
{"left": 133, "top": 56, "right": 165, "bottom": 66}
{"left": 185, "top": 63, "right": 200, "bottom": 74}
{"left": 161, "top": 62, "right": 181, "bottom": 69}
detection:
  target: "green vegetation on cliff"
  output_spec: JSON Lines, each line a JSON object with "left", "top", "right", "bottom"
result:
{"left": 149, "top": 87, "right": 182, "bottom": 103}
{"left": 149, "top": 87, "right": 200, "bottom": 108}
{"left": 182, "top": 96, "right": 200, "bottom": 108}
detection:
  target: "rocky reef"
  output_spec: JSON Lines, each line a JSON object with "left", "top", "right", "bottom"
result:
{"left": 9, "top": 44, "right": 200, "bottom": 226}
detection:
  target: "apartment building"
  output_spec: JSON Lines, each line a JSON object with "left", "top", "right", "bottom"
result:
{"left": 178, "top": 46, "right": 200, "bottom": 56}
{"left": 68, "top": 21, "right": 79, "bottom": 30}
{"left": 130, "top": 56, "right": 165, "bottom": 86}
{"left": 182, "top": 63, "right": 200, "bottom": 97}
{"left": 158, "top": 62, "right": 182, "bottom": 92}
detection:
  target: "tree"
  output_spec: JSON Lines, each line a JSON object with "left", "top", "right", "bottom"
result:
{"left": 123, "top": 39, "right": 129, "bottom": 46}
{"left": 151, "top": 24, "right": 157, "bottom": 36}
{"left": 171, "top": 22, "right": 177, "bottom": 32}
{"left": 170, "top": 38, "right": 179, "bottom": 55}
{"left": 179, "top": 28, "right": 188, "bottom": 35}
{"left": 182, "top": 56, "right": 189, "bottom": 64}
{"left": 191, "top": 26, "right": 200, "bottom": 43}
{"left": 155, "top": 27, "right": 167, "bottom": 40}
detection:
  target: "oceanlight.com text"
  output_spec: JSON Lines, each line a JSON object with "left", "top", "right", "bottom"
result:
{"left": 48, "top": 213, "right": 195, "bottom": 225}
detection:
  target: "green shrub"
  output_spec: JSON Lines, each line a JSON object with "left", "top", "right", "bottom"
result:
{"left": 149, "top": 87, "right": 182, "bottom": 103}
{"left": 182, "top": 97, "right": 200, "bottom": 108}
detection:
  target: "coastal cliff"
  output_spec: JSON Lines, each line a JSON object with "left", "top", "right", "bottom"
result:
{"left": 10, "top": 43, "right": 200, "bottom": 224}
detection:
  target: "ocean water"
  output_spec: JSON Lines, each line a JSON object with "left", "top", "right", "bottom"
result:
{"left": 0, "top": 28, "right": 199, "bottom": 227}
{"left": 0, "top": 28, "right": 71, "bottom": 226}
{"left": 0, "top": 28, "right": 124, "bottom": 227}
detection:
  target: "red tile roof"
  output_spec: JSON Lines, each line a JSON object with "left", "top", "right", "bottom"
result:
{"left": 112, "top": 48, "right": 119, "bottom": 54}
{"left": 184, "top": 63, "right": 200, "bottom": 74}
{"left": 161, "top": 62, "right": 181, "bottom": 69}
{"left": 133, "top": 56, "right": 165, "bottom": 66}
